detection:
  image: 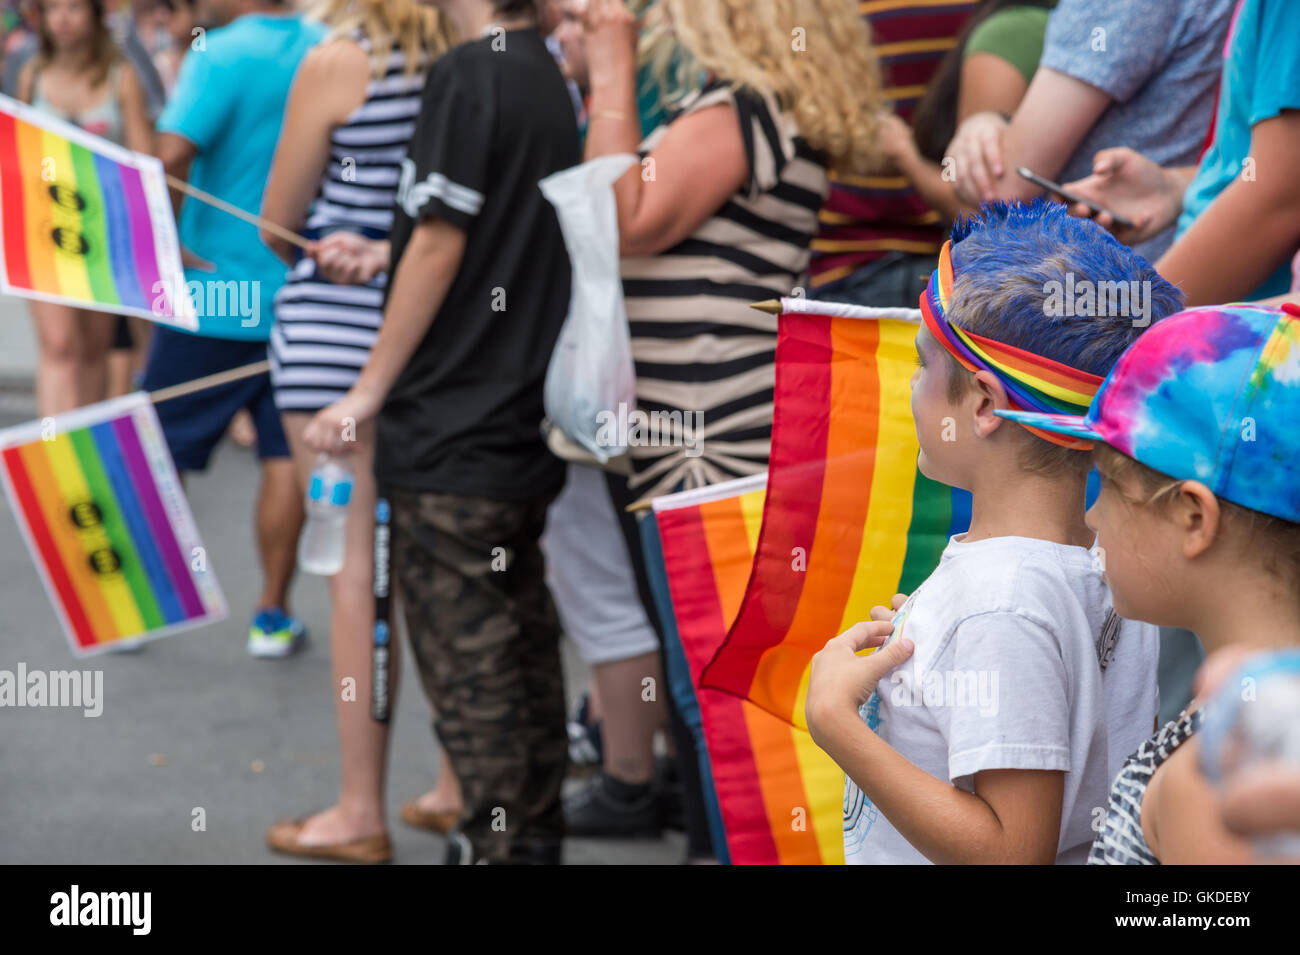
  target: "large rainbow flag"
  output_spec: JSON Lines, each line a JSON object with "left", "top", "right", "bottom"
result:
{"left": 0, "top": 93, "right": 194, "bottom": 327}
{"left": 700, "top": 299, "right": 970, "bottom": 727}
{"left": 0, "top": 393, "right": 226, "bottom": 655}
{"left": 652, "top": 473, "right": 845, "bottom": 864}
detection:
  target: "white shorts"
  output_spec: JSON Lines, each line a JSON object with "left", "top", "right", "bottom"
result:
{"left": 542, "top": 463, "right": 660, "bottom": 665}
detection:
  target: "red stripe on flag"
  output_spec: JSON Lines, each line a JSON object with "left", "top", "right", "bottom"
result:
{"left": 0, "top": 111, "right": 34, "bottom": 290}
{"left": 2, "top": 446, "right": 96, "bottom": 648}
{"left": 758, "top": 316, "right": 883, "bottom": 717}
{"left": 657, "top": 505, "right": 780, "bottom": 864}
{"left": 700, "top": 313, "right": 832, "bottom": 698}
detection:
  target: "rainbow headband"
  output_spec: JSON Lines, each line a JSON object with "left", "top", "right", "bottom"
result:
{"left": 919, "top": 241, "right": 1103, "bottom": 450}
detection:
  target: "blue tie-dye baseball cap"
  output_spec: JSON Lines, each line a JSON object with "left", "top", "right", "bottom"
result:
{"left": 996, "top": 303, "right": 1300, "bottom": 524}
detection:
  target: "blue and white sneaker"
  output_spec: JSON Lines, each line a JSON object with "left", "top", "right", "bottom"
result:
{"left": 247, "top": 607, "right": 307, "bottom": 658}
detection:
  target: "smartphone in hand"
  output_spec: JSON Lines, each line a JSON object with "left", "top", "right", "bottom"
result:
{"left": 1017, "top": 166, "right": 1136, "bottom": 230}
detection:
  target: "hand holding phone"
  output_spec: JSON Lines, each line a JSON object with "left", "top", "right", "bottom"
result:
{"left": 1017, "top": 166, "right": 1137, "bottom": 229}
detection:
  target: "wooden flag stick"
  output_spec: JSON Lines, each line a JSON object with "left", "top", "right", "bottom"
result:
{"left": 165, "top": 174, "right": 312, "bottom": 251}
{"left": 625, "top": 497, "right": 654, "bottom": 514}
{"left": 147, "top": 360, "right": 271, "bottom": 405}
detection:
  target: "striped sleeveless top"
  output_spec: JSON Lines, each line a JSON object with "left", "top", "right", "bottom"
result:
{"left": 270, "top": 34, "right": 428, "bottom": 412}
{"left": 1088, "top": 707, "right": 1203, "bottom": 865}
{"left": 621, "top": 80, "right": 830, "bottom": 499}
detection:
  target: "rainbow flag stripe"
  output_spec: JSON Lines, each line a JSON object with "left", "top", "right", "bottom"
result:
{"left": 0, "top": 393, "right": 226, "bottom": 654}
{"left": 653, "top": 474, "right": 845, "bottom": 865}
{"left": 700, "top": 305, "right": 970, "bottom": 727}
{"left": 0, "top": 94, "right": 192, "bottom": 325}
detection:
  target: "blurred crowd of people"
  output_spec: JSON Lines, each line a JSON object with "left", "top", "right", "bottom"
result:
{"left": 2, "top": 0, "right": 1297, "bottom": 865}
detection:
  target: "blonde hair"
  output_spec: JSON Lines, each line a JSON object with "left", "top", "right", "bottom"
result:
{"left": 1094, "top": 444, "right": 1300, "bottom": 591}
{"left": 635, "top": 0, "right": 884, "bottom": 173}
{"left": 307, "top": 0, "right": 455, "bottom": 77}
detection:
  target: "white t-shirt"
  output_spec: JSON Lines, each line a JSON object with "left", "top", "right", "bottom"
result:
{"left": 843, "top": 534, "right": 1159, "bottom": 865}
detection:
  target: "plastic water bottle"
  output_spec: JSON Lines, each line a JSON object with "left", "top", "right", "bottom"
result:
{"left": 297, "top": 454, "right": 353, "bottom": 576}
{"left": 1199, "top": 649, "right": 1300, "bottom": 858}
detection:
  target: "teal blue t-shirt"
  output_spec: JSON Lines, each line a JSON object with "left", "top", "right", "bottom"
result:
{"left": 1177, "top": 0, "right": 1300, "bottom": 299}
{"left": 158, "top": 14, "right": 324, "bottom": 339}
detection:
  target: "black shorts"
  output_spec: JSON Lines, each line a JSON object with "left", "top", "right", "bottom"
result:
{"left": 139, "top": 326, "right": 289, "bottom": 471}
{"left": 112, "top": 315, "right": 134, "bottom": 351}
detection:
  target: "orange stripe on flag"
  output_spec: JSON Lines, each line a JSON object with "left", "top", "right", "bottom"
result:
{"left": 18, "top": 441, "right": 117, "bottom": 641}
{"left": 657, "top": 476, "right": 848, "bottom": 863}
{"left": 700, "top": 493, "right": 820, "bottom": 864}
{"left": 752, "top": 318, "right": 881, "bottom": 722}
{"left": 14, "top": 117, "right": 59, "bottom": 294}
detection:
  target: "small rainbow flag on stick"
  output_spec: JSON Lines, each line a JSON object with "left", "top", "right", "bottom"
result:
{"left": 700, "top": 300, "right": 970, "bottom": 727}
{"left": 653, "top": 473, "right": 845, "bottom": 864}
{"left": 0, "top": 393, "right": 226, "bottom": 655}
{"left": 0, "top": 93, "right": 194, "bottom": 327}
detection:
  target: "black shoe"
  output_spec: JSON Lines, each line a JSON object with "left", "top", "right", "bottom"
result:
{"left": 657, "top": 756, "right": 686, "bottom": 832}
{"left": 564, "top": 772, "right": 662, "bottom": 838}
{"left": 444, "top": 830, "right": 563, "bottom": 864}
{"left": 443, "top": 830, "right": 477, "bottom": 865}
{"left": 513, "top": 842, "right": 562, "bottom": 865}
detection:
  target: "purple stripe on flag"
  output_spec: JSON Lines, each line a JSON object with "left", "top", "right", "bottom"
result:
{"left": 117, "top": 164, "right": 164, "bottom": 314}
{"left": 92, "top": 152, "right": 149, "bottom": 311}
{"left": 112, "top": 415, "right": 204, "bottom": 618}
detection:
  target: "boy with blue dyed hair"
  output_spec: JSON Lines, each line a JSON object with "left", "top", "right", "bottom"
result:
{"left": 806, "top": 200, "right": 1180, "bottom": 864}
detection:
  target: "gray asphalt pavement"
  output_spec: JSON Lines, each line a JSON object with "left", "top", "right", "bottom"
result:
{"left": 0, "top": 295, "right": 683, "bottom": 865}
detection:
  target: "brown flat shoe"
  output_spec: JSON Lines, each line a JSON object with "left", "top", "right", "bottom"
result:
{"left": 400, "top": 801, "right": 461, "bottom": 835}
{"left": 266, "top": 818, "right": 392, "bottom": 864}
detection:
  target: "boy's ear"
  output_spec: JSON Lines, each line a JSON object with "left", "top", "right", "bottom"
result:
{"left": 1174, "top": 480, "right": 1221, "bottom": 560}
{"left": 969, "top": 369, "right": 1010, "bottom": 438}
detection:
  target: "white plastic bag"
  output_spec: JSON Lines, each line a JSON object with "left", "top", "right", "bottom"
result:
{"left": 539, "top": 153, "right": 639, "bottom": 463}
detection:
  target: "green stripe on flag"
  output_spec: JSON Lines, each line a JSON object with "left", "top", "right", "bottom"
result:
{"left": 897, "top": 469, "right": 952, "bottom": 594}
{"left": 69, "top": 427, "right": 164, "bottom": 630}
{"left": 69, "top": 141, "right": 121, "bottom": 306}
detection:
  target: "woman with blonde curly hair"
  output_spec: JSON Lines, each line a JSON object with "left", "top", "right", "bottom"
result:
{"left": 258, "top": 0, "right": 452, "bottom": 864}
{"left": 585, "top": 0, "right": 881, "bottom": 498}
{"left": 573, "top": 0, "right": 882, "bottom": 861}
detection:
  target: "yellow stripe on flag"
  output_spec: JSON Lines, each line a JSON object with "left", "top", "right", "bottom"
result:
{"left": 40, "top": 129, "right": 94, "bottom": 303}
{"left": 15, "top": 119, "right": 60, "bottom": 293}
{"left": 838, "top": 321, "right": 920, "bottom": 633}
{"left": 788, "top": 693, "right": 847, "bottom": 864}
{"left": 18, "top": 441, "right": 118, "bottom": 641}
{"left": 740, "top": 488, "right": 764, "bottom": 553}
{"left": 45, "top": 434, "right": 144, "bottom": 637}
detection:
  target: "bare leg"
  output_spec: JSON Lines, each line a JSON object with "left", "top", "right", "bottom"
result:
{"left": 228, "top": 409, "right": 257, "bottom": 448}
{"left": 592, "top": 651, "right": 664, "bottom": 784}
{"left": 31, "top": 302, "right": 85, "bottom": 417}
{"left": 107, "top": 350, "right": 133, "bottom": 398}
{"left": 76, "top": 310, "right": 115, "bottom": 408}
{"left": 281, "top": 414, "right": 395, "bottom": 843}
{"left": 256, "top": 456, "right": 303, "bottom": 612}
{"left": 414, "top": 749, "right": 464, "bottom": 816}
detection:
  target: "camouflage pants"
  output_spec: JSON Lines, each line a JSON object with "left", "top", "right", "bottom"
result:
{"left": 388, "top": 487, "right": 567, "bottom": 864}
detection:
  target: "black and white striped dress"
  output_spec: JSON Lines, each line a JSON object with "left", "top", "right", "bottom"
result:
{"left": 621, "top": 80, "right": 830, "bottom": 499}
{"left": 270, "top": 34, "right": 429, "bottom": 412}
{"left": 1088, "top": 708, "right": 1203, "bottom": 864}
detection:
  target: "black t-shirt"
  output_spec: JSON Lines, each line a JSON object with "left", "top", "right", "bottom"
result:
{"left": 376, "top": 28, "right": 578, "bottom": 499}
